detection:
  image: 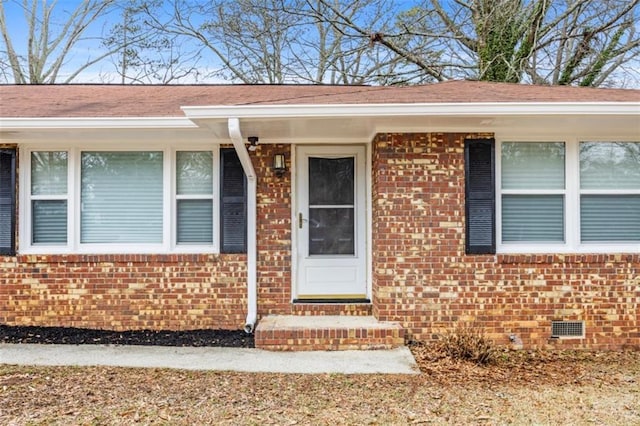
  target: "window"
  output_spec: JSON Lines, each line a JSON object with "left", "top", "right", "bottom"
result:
{"left": 465, "top": 139, "right": 639, "bottom": 254}
{"left": 21, "top": 147, "right": 246, "bottom": 254}
{"left": 0, "top": 148, "right": 16, "bottom": 255}
{"left": 31, "top": 151, "right": 68, "bottom": 244}
{"left": 308, "top": 157, "right": 355, "bottom": 255}
{"left": 176, "top": 151, "right": 213, "bottom": 244}
{"left": 501, "top": 142, "right": 565, "bottom": 243}
{"left": 81, "top": 151, "right": 163, "bottom": 244}
{"left": 579, "top": 142, "right": 640, "bottom": 242}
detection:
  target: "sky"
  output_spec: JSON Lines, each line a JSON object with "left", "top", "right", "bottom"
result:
{"left": 1, "top": 0, "right": 214, "bottom": 83}
{"left": 1, "top": 0, "right": 424, "bottom": 84}
{"left": 2, "top": 0, "right": 639, "bottom": 86}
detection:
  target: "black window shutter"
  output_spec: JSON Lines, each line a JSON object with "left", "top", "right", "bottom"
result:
{"left": 0, "top": 148, "right": 16, "bottom": 255}
{"left": 220, "top": 149, "right": 247, "bottom": 253}
{"left": 464, "top": 139, "right": 495, "bottom": 254}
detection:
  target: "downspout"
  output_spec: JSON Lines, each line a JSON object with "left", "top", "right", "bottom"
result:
{"left": 227, "top": 118, "right": 258, "bottom": 333}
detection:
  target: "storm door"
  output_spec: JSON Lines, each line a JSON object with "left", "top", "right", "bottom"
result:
{"left": 295, "top": 146, "right": 367, "bottom": 299}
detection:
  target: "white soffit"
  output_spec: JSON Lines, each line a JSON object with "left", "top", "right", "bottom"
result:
{"left": 182, "top": 102, "right": 640, "bottom": 142}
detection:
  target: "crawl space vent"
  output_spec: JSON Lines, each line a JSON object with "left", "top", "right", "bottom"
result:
{"left": 551, "top": 321, "right": 585, "bottom": 339}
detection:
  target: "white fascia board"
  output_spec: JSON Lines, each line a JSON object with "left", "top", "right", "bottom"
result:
{"left": 0, "top": 117, "right": 197, "bottom": 130}
{"left": 182, "top": 102, "right": 640, "bottom": 119}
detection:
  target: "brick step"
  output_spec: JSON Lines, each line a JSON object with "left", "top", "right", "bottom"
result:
{"left": 290, "top": 302, "right": 372, "bottom": 316}
{"left": 255, "top": 315, "right": 405, "bottom": 351}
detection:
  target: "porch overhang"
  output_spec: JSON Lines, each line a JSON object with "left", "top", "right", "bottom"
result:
{"left": 2, "top": 101, "right": 638, "bottom": 144}
{"left": 182, "top": 102, "right": 640, "bottom": 143}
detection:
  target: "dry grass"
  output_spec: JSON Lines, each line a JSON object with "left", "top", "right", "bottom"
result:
{"left": 427, "top": 323, "right": 497, "bottom": 365}
{"left": 1, "top": 348, "right": 639, "bottom": 425}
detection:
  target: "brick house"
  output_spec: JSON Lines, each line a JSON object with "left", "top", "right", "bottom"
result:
{"left": 1, "top": 81, "right": 638, "bottom": 351}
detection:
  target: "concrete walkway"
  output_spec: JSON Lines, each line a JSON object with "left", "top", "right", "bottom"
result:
{"left": 0, "top": 344, "right": 419, "bottom": 374}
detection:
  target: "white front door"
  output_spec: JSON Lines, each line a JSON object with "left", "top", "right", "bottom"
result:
{"left": 295, "top": 146, "right": 367, "bottom": 299}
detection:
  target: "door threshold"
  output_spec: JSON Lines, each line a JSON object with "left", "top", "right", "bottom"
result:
{"left": 293, "top": 298, "right": 371, "bottom": 304}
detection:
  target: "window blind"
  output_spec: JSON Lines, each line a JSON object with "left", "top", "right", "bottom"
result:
{"left": 581, "top": 195, "right": 640, "bottom": 241}
{"left": 32, "top": 200, "right": 67, "bottom": 244}
{"left": 31, "top": 151, "right": 67, "bottom": 195}
{"left": 580, "top": 142, "right": 640, "bottom": 190}
{"left": 176, "top": 151, "right": 213, "bottom": 244}
{"left": 31, "top": 151, "right": 67, "bottom": 244}
{"left": 502, "top": 142, "right": 565, "bottom": 190}
{"left": 502, "top": 195, "right": 564, "bottom": 242}
{"left": 81, "top": 152, "right": 163, "bottom": 244}
{"left": 177, "top": 151, "right": 213, "bottom": 194}
{"left": 501, "top": 142, "right": 565, "bottom": 243}
{"left": 580, "top": 142, "right": 640, "bottom": 242}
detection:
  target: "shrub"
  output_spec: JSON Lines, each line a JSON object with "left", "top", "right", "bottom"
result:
{"left": 435, "top": 323, "right": 496, "bottom": 365}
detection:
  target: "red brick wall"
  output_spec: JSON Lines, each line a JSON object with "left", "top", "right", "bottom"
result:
{"left": 3, "top": 137, "right": 638, "bottom": 350}
{"left": 0, "top": 254, "right": 247, "bottom": 330}
{"left": 0, "top": 145, "right": 294, "bottom": 331}
{"left": 0, "top": 143, "right": 359, "bottom": 332}
{"left": 254, "top": 144, "right": 293, "bottom": 314}
{"left": 372, "top": 132, "right": 640, "bottom": 349}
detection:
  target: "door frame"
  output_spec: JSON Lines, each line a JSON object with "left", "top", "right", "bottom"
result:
{"left": 291, "top": 144, "right": 372, "bottom": 301}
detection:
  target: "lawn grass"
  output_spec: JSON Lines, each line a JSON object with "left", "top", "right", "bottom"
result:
{"left": 1, "top": 349, "right": 638, "bottom": 425}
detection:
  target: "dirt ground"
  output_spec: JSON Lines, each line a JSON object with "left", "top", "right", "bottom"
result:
{"left": 1, "top": 347, "right": 638, "bottom": 425}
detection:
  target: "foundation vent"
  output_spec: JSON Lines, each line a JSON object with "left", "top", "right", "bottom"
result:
{"left": 551, "top": 321, "right": 585, "bottom": 339}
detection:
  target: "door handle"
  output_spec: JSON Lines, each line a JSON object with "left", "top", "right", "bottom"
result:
{"left": 298, "top": 212, "right": 305, "bottom": 229}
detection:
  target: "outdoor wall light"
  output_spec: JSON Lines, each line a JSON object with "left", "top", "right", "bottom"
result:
{"left": 273, "top": 153, "right": 286, "bottom": 177}
{"left": 247, "top": 136, "right": 259, "bottom": 151}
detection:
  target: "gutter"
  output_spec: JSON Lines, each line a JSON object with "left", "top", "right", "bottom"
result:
{"left": 227, "top": 118, "right": 258, "bottom": 334}
{"left": 0, "top": 117, "right": 198, "bottom": 129}
{"left": 183, "top": 102, "right": 640, "bottom": 120}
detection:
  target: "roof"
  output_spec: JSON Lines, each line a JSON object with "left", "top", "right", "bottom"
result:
{"left": 1, "top": 80, "right": 639, "bottom": 118}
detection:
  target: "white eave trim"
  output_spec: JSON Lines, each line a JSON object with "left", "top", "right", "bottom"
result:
{"left": 0, "top": 117, "right": 197, "bottom": 129}
{"left": 182, "top": 102, "right": 640, "bottom": 119}
{"left": 2, "top": 102, "right": 637, "bottom": 131}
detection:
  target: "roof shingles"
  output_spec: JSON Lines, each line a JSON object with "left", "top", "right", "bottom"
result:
{"left": 1, "top": 80, "right": 638, "bottom": 118}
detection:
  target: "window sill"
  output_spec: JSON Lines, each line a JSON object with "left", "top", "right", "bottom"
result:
{"left": 497, "top": 243, "right": 639, "bottom": 255}
{"left": 15, "top": 252, "right": 230, "bottom": 265}
{"left": 18, "top": 244, "right": 222, "bottom": 256}
{"left": 497, "top": 253, "right": 639, "bottom": 265}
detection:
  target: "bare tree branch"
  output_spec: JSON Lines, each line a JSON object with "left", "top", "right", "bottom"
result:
{"left": 0, "top": 0, "right": 122, "bottom": 84}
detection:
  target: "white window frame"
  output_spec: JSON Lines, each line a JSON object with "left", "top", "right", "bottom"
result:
{"left": 497, "top": 137, "right": 640, "bottom": 253}
{"left": 28, "top": 150, "right": 71, "bottom": 246}
{"left": 19, "top": 144, "right": 220, "bottom": 254}
{"left": 173, "top": 148, "right": 218, "bottom": 250}
{"left": 499, "top": 140, "right": 567, "bottom": 247}
{"left": 578, "top": 141, "right": 640, "bottom": 245}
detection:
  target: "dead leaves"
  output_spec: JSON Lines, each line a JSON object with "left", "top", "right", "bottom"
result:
{"left": 409, "top": 342, "right": 640, "bottom": 387}
{"left": 0, "top": 350, "right": 639, "bottom": 425}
